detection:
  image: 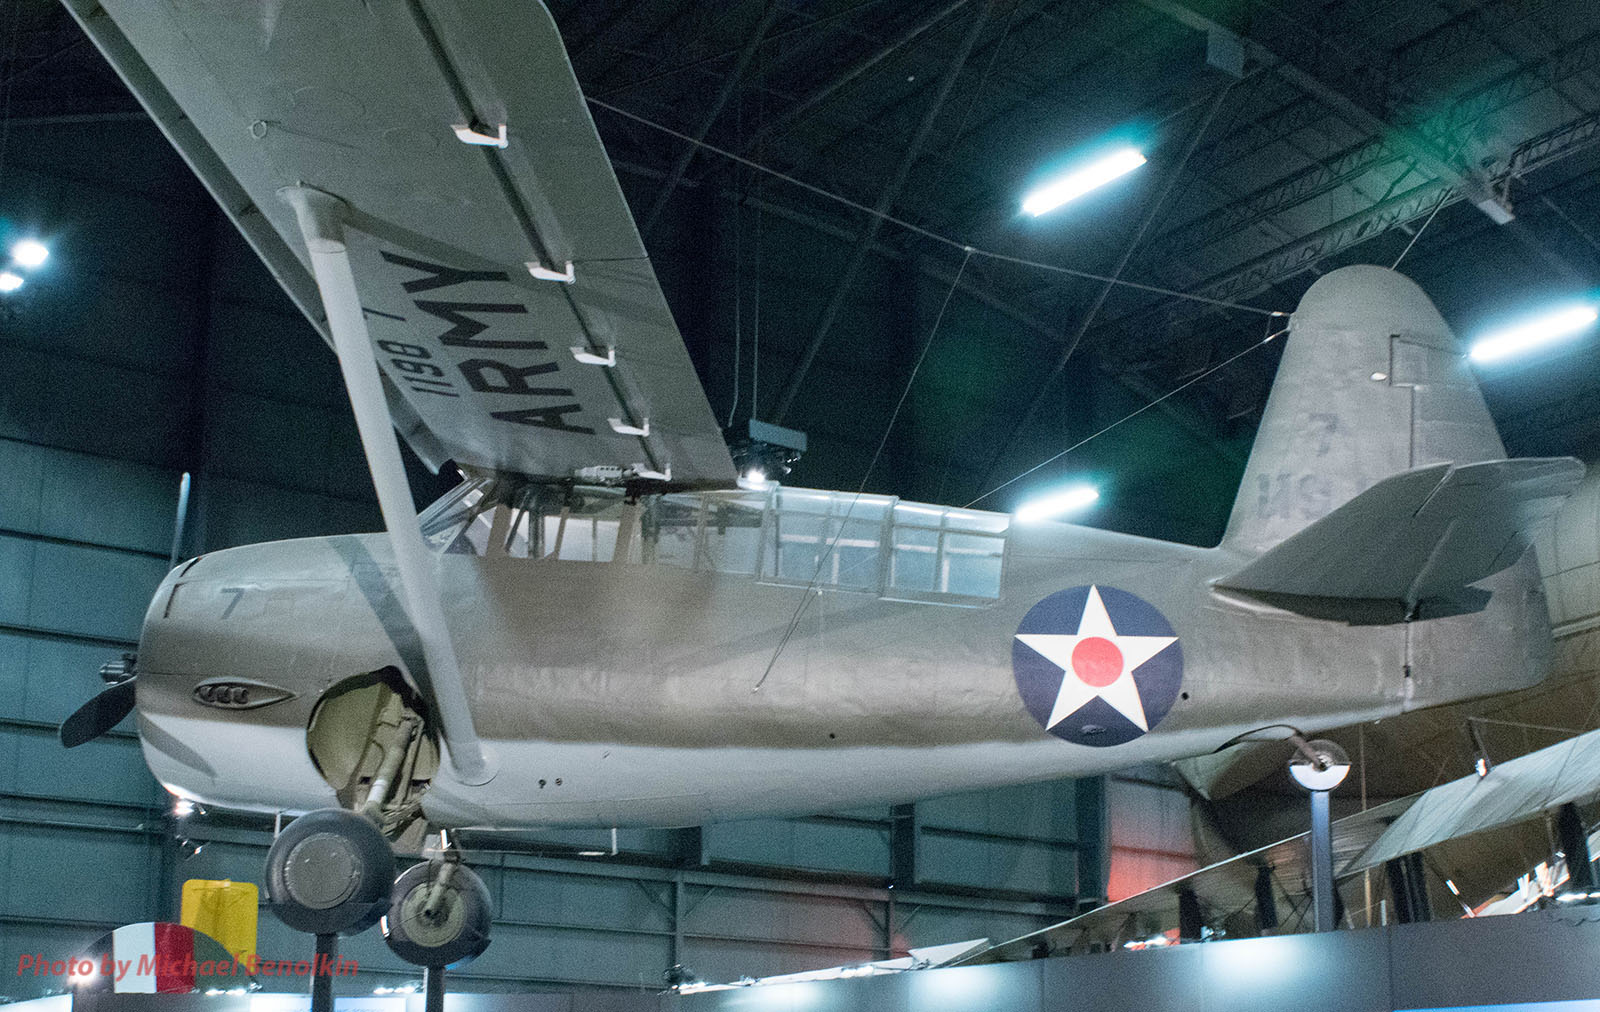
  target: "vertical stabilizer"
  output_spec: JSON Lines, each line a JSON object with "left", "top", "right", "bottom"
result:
{"left": 1223, "top": 265, "right": 1505, "bottom": 556}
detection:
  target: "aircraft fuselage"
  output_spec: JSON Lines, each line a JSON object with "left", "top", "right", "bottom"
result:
{"left": 132, "top": 511, "right": 1552, "bottom": 828}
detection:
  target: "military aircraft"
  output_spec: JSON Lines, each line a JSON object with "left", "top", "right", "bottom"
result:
{"left": 53, "top": 0, "right": 1595, "bottom": 963}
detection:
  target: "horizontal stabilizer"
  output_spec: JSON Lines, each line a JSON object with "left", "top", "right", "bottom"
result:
{"left": 1218, "top": 457, "right": 1584, "bottom": 606}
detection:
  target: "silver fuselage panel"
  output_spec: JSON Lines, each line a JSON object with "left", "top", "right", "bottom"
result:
{"left": 134, "top": 489, "right": 1552, "bottom": 828}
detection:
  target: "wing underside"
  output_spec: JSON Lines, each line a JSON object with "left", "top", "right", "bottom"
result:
{"left": 67, "top": 0, "right": 737, "bottom": 488}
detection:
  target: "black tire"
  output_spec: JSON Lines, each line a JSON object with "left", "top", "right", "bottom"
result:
{"left": 264, "top": 808, "right": 396, "bottom": 935}
{"left": 382, "top": 862, "right": 493, "bottom": 968}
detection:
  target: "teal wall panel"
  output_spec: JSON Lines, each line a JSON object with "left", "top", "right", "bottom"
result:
{"left": 0, "top": 821, "right": 161, "bottom": 927}
{"left": 22, "top": 540, "right": 167, "bottom": 642}
{"left": 0, "top": 634, "right": 136, "bottom": 725}
{"left": 0, "top": 348, "right": 189, "bottom": 469}
{"left": 0, "top": 729, "right": 157, "bottom": 807}
{"left": 704, "top": 819, "right": 890, "bottom": 876}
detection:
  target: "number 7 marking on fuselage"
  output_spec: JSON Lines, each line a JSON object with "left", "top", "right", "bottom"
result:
{"left": 219, "top": 586, "right": 247, "bottom": 619}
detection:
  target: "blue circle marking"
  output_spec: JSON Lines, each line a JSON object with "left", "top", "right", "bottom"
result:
{"left": 1012, "top": 585, "right": 1183, "bottom": 747}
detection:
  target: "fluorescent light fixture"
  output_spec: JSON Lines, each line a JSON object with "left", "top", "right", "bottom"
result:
{"left": 0, "top": 271, "right": 22, "bottom": 293}
{"left": 1469, "top": 304, "right": 1598, "bottom": 363}
{"left": 1023, "top": 148, "right": 1146, "bottom": 216}
{"left": 1016, "top": 485, "right": 1099, "bottom": 523}
{"left": 11, "top": 239, "right": 48, "bottom": 268}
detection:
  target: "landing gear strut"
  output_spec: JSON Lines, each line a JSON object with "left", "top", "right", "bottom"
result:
{"left": 382, "top": 838, "right": 493, "bottom": 968}
{"left": 270, "top": 698, "right": 493, "bottom": 1011}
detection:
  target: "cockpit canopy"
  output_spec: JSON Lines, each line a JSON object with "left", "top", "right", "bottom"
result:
{"left": 421, "top": 478, "right": 1011, "bottom": 606}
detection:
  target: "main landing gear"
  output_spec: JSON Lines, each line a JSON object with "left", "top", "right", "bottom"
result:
{"left": 268, "top": 687, "right": 492, "bottom": 1011}
{"left": 266, "top": 811, "right": 493, "bottom": 1012}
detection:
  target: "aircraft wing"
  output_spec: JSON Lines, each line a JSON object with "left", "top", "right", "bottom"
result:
{"left": 66, "top": 0, "right": 737, "bottom": 488}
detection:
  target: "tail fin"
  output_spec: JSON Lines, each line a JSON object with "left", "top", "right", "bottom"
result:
{"left": 1223, "top": 265, "right": 1507, "bottom": 555}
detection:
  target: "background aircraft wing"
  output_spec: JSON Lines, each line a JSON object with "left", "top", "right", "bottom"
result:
{"left": 1355, "top": 725, "right": 1600, "bottom": 869}
{"left": 69, "top": 0, "right": 736, "bottom": 487}
{"left": 957, "top": 796, "right": 1417, "bottom": 960}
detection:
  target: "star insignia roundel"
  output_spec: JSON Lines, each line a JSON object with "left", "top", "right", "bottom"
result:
{"left": 1012, "top": 585, "right": 1183, "bottom": 747}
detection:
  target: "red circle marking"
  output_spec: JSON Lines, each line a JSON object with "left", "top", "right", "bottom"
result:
{"left": 1071, "top": 637, "right": 1124, "bottom": 687}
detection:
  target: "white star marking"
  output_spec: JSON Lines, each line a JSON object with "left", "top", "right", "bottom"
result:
{"left": 1016, "top": 586, "right": 1178, "bottom": 732}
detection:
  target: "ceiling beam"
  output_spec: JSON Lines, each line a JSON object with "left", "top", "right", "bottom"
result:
{"left": 607, "top": 146, "right": 1240, "bottom": 465}
{"left": 640, "top": 1, "right": 787, "bottom": 238}
{"left": 1062, "top": 29, "right": 1600, "bottom": 371}
{"left": 771, "top": 0, "right": 998, "bottom": 425}
{"left": 737, "top": 0, "right": 971, "bottom": 157}
{"left": 1136, "top": 0, "right": 1514, "bottom": 225}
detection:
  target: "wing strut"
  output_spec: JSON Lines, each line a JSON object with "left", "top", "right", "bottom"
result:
{"left": 282, "top": 184, "right": 493, "bottom": 786}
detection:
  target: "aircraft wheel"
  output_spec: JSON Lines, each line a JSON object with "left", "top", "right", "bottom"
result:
{"left": 264, "top": 808, "right": 395, "bottom": 935}
{"left": 382, "top": 861, "right": 492, "bottom": 968}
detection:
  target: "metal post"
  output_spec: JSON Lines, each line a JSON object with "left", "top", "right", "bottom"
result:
{"left": 311, "top": 934, "right": 335, "bottom": 1012}
{"left": 168, "top": 471, "right": 191, "bottom": 569}
{"left": 1074, "top": 775, "right": 1108, "bottom": 912}
{"left": 1253, "top": 865, "right": 1278, "bottom": 933}
{"left": 1557, "top": 802, "right": 1596, "bottom": 892}
{"left": 424, "top": 966, "right": 445, "bottom": 1012}
{"left": 1310, "top": 788, "right": 1335, "bottom": 932}
{"left": 671, "top": 876, "right": 685, "bottom": 968}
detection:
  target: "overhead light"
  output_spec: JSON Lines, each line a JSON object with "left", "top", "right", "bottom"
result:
{"left": 1022, "top": 147, "right": 1146, "bottom": 216}
{"left": 0, "top": 271, "right": 22, "bottom": 293}
{"left": 1016, "top": 485, "right": 1099, "bottom": 523}
{"left": 737, "top": 468, "right": 772, "bottom": 492}
{"left": 1469, "top": 304, "right": 1598, "bottom": 364}
{"left": 11, "top": 239, "right": 48, "bottom": 268}
{"left": 174, "top": 798, "right": 195, "bottom": 818}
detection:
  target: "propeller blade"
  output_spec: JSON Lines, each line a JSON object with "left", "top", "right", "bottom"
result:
{"left": 59, "top": 678, "right": 137, "bottom": 748}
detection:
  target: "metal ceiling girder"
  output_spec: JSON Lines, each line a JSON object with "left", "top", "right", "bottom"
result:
{"left": 639, "top": 0, "right": 788, "bottom": 238}
{"left": 1511, "top": 107, "right": 1600, "bottom": 180}
{"left": 1190, "top": 101, "right": 1600, "bottom": 307}
{"left": 736, "top": 0, "right": 972, "bottom": 158}
{"left": 771, "top": 0, "right": 998, "bottom": 425}
{"left": 1092, "top": 27, "right": 1600, "bottom": 360}
{"left": 1136, "top": 0, "right": 1513, "bottom": 225}
{"left": 1165, "top": 135, "right": 1398, "bottom": 258}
